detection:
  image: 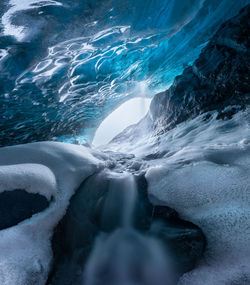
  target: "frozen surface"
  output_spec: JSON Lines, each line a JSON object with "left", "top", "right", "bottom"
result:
{"left": 0, "top": 142, "right": 103, "bottom": 285}
{"left": 0, "top": 2, "right": 249, "bottom": 284}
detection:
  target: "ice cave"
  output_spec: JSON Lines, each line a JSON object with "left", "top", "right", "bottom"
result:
{"left": 0, "top": 1, "right": 249, "bottom": 284}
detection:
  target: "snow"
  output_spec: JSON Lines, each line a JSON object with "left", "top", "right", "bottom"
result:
{"left": 0, "top": 141, "right": 103, "bottom": 285}
{"left": 142, "top": 110, "right": 250, "bottom": 284}
{"left": 0, "top": 164, "right": 56, "bottom": 200}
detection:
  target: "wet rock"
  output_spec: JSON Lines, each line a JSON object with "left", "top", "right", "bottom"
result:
{"left": 150, "top": 206, "right": 206, "bottom": 274}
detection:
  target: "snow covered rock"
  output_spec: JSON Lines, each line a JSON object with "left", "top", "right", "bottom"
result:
{"left": 0, "top": 141, "right": 103, "bottom": 285}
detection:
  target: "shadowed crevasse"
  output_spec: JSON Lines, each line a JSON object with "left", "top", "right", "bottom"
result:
{"left": 0, "top": 189, "right": 50, "bottom": 230}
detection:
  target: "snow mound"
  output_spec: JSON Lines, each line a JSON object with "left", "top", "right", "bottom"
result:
{"left": 0, "top": 141, "right": 103, "bottom": 285}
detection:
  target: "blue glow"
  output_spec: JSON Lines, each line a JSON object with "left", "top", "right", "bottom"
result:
{"left": 0, "top": 0, "right": 249, "bottom": 146}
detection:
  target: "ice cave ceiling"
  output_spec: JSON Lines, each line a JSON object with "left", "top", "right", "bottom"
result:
{"left": 0, "top": 0, "right": 249, "bottom": 146}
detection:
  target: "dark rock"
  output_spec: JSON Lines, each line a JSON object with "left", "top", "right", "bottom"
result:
{"left": 150, "top": 205, "right": 206, "bottom": 274}
{"left": 152, "top": 205, "right": 179, "bottom": 221}
{"left": 150, "top": 5, "right": 250, "bottom": 134}
{"left": 0, "top": 189, "right": 50, "bottom": 230}
{"left": 150, "top": 220, "right": 206, "bottom": 274}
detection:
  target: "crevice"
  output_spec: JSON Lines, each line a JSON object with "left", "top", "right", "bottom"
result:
{"left": 0, "top": 189, "right": 50, "bottom": 230}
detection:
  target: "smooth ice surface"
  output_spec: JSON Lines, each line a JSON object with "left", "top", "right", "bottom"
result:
{"left": 0, "top": 142, "right": 103, "bottom": 285}
{"left": 92, "top": 97, "right": 151, "bottom": 147}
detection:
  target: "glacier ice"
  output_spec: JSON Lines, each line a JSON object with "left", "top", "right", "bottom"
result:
{"left": 1, "top": 0, "right": 249, "bottom": 146}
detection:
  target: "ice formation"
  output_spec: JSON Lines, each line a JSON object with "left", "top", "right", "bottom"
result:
{"left": 145, "top": 112, "right": 250, "bottom": 284}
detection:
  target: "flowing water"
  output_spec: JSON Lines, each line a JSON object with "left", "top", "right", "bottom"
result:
{"left": 83, "top": 172, "right": 174, "bottom": 285}
{"left": 48, "top": 169, "right": 205, "bottom": 285}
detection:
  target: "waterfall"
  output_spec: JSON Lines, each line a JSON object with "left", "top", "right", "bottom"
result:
{"left": 83, "top": 172, "right": 174, "bottom": 285}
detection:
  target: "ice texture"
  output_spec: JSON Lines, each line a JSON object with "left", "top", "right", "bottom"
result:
{"left": 1, "top": 0, "right": 249, "bottom": 146}
{"left": 0, "top": 3, "right": 249, "bottom": 285}
{"left": 0, "top": 142, "right": 102, "bottom": 285}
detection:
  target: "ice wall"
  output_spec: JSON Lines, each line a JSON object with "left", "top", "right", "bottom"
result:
{"left": 1, "top": 0, "right": 249, "bottom": 146}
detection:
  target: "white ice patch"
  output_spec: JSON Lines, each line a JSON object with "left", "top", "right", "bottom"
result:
{"left": 0, "top": 141, "right": 103, "bottom": 285}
